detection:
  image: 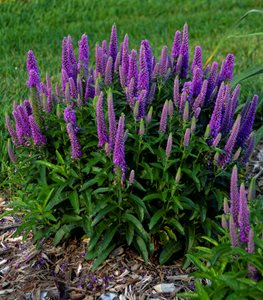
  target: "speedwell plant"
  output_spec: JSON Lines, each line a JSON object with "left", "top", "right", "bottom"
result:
{"left": 5, "top": 24, "right": 259, "bottom": 268}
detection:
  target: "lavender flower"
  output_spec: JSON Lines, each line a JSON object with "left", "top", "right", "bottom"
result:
{"left": 139, "top": 118, "right": 145, "bottom": 136}
{"left": 238, "top": 183, "right": 250, "bottom": 244}
{"left": 69, "top": 77, "right": 77, "bottom": 99}
{"left": 168, "top": 100, "right": 174, "bottom": 118}
{"left": 233, "top": 147, "right": 241, "bottom": 161}
{"left": 27, "top": 50, "right": 40, "bottom": 88}
{"left": 121, "top": 34, "right": 129, "bottom": 85}
{"left": 224, "top": 54, "right": 234, "bottom": 81}
{"left": 114, "top": 52, "right": 121, "bottom": 73}
{"left": 85, "top": 76, "right": 95, "bottom": 100}
{"left": 236, "top": 95, "right": 258, "bottom": 148}
{"left": 77, "top": 75, "right": 83, "bottom": 99}
{"left": 105, "top": 56, "right": 113, "bottom": 85}
{"left": 96, "top": 92, "right": 108, "bottom": 147}
{"left": 209, "top": 82, "right": 224, "bottom": 139}
{"left": 23, "top": 100, "right": 32, "bottom": 116}
{"left": 171, "top": 30, "right": 181, "bottom": 61}
{"left": 240, "top": 132, "right": 255, "bottom": 165}
{"left": 12, "top": 110, "right": 27, "bottom": 145}
{"left": 179, "top": 24, "right": 189, "bottom": 78}
{"left": 78, "top": 34, "right": 89, "bottom": 78}
{"left": 212, "top": 133, "right": 222, "bottom": 147}
{"left": 183, "top": 128, "right": 191, "bottom": 147}
{"left": 230, "top": 165, "right": 239, "bottom": 226}
{"left": 128, "top": 49, "right": 138, "bottom": 88}
{"left": 179, "top": 92, "right": 187, "bottom": 113}
{"left": 146, "top": 106, "right": 153, "bottom": 124}
{"left": 7, "top": 139, "right": 17, "bottom": 163}
{"left": 5, "top": 114, "right": 20, "bottom": 147}
{"left": 159, "top": 100, "right": 168, "bottom": 133}
{"left": 191, "top": 46, "right": 202, "bottom": 73}
{"left": 109, "top": 24, "right": 118, "bottom": 65}
{"left": 137, "top": 89, "right": 147, "bottom": 120}
{"left": 66, "top": 123, "right": 81, "bottom": 159}
{"left": 107, "top": 92, "right": 116, "bottom": 151}
{"left": 183, "top": 101, "right": 189, "bottom": 122}
{"left": 62, "top": 68, "right": 69, "bottom": 92}
{"left": 126, "top": 77, "right": 135, "bottom": 107}
{"left": 166, "top": 133, "right": 173, "bottom": 158}
{"left": 192, "top": 80, "right": 208, "bottom": 111}
{"left": 64, "top": 106, "right": 77, "bottom": 130}
{"left": 113, "top": 114, "right": 126, "bottom": 176}
{"left": 175, "top": 54, "right": 183, "bottom": 75}
{"left": 27, "top": 69, "right": 40, "bottom": 89}
{"left": 159, "top": 46, "right": 168, "bottom": 78}
{"left": 173, "top": 78, "right": 180, "bottom": 106}
{"left": 141, "top": 40, "right": 153, "bottom": 77}
{"left": 102, "top": 40, "right": 107, "bottom": 55}
{"left": 148, "top": 82, "right": 156, "bottom": 105}
{"left": 192, "top": 67, "right": 202, "bottom": 97}
{"left": 95, "top": 45, "right": 104, "bottom": 76}
{"left": 223, "top": 198, "right": 230, "bottom": 214}
{"left": 138, "top": 44, "right": 149, "bottom": 92}
{"left": 62, "top": 38, "right": 71, "bottom": 77}
{"left": 206, "top": 61, "right": 218, "bottom": 102}
{"left": 129, "top": 170, "right": 135, "bottom": 185}
{"left": 218, "top": 115, "right": 241, "bottom": 167}
{"left": 229, "top": 215, "right": 238, "bottom": 247}
{"left": 67, "top": 36, "right": 77, "bottom": 80}
{"left": 29, "top": 115, "right": 46, "bottom": 146}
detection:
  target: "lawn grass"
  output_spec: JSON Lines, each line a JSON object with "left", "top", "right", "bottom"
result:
{"left": 0, "top": 0, "right": 262, "bottom": 174}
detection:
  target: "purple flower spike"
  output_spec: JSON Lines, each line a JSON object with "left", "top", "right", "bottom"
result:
{"left": 239, "top": 183, "right": 250, "bottom": 244}
{"left": 95, "top": 45, "right": 104, "bottom": 77}
{"left": 224, "top": 54, "right": 234, "bottom": 81}
{"left": 148, "top": 82, "right": 156, "bottom": 105}
{"left": 69, "top": 77, "right": 78, "bottom": 99}
{"left": 206, "top": 61, "right": 218, "bottom": 102}
{"left": 105, "top": 56, "right": 113, "bottom": 85}
{"left": 179, "top": 24, "right": 189, "bottom": 78}
{"left": 141, "top": 40, "right": 153, "bottom": 78}
{"left": 64, "top": 106, "right": 77, "bottom": 130}
{"left": 29, "top": 115, "right": 46, "bottom": 146}
{"left": 5, "top": 114, "right": 20, "bottom": 147}
{"left": 96, "top": 92, "right": 108, "bottom": 147}
{"left": 218, "top": 115, "right": 241, "bottom": 167}
{"left": 173, "top": 78, "right": 180, "bottom": 106}
{"left": 121, "top": 34, "right": 129, "bottom": 86}
{"left": 66, "top": 123, "right": 81, "bottom": 160}
{"left": 191, "top": 46, "right": 202, "bottom": 73}
{"left": 212, "top": 133, "right": 222, "bottom": 147}
{"left": 7, "top": 140, "right": 17, "bottom": 163}
{"left": 128, "top": 49, "right": 138, "bottom": 88}
{"left": 62, "top": 38, "right": 71, "bottom": 77}
{"left": 78, "top": 34, "right": 89, "bottom": 77}
{"left": 27, "top": 50, "right": 40, "bottom": 88}
{"left": 229, "top": 215, "right": 238, "bottom": 247}
{"left": 138, "top": 44, "right": 149, "bottom": 92}
{"left": 209, "top": 82, "right": 225, "bottom": 139}
{"left": 166, "top": 133, "right": 173, "bottom": 158}
{"left": 230, "top": 165, "right": 239, "bottom": 225}
{"left": 27, "top": 69, "right": 40, "bottom": 89}
{"left": 171, "top": 30, "right": 181, "bottom": 61}
{"left": 168, "top": 100, "right": 174, "bottom": 118}
{"left": 62, "top": 68, "right": 69, "bottom": 92}
{"left": 67, "top": 36, "right": 77, "bottom": 80}
{"left": 236, "top": 95, "right": 258, "bottom": 148}
{"left": 192, "top": 67, "right": 203, "bottom": 97}
{"left": 126, "top": 77, "right": 135, "bottom": 108}
{"left": 109, "top": 24, "right": 118, "bottom": 65}
{"left": 107, "top": 92, "right": 117, "bottom": 152}
{"left": 179, "top": 92, "right": 187, "bottom": 113}
{"left": 159, "top": 46, "right": 168, "bottom": 78}
{"left": 159, "top": 100, "right": 168, "bottom": 133}
{"left": 113, "top": 114, "right": 126, "bottom": 176}
{"left": 102, "top": 40, "right": 108, "bottom": 55}
{"left": 192, "top": 79, "right": 208, "bottom": 111}
{"left": 137, "top": 90, "right": 147, "bottom": 120}
{"left": 247, "top": 228, "right": 255, "bottom": 254}
{"left": 152, "top": 63, "right": 159, "bottom": 80}
{"left": 240, "top": 132, "right": 255, "bottom": 165}
{"left": 183, "top": 128, "right": 191, "bottom": 147}
{"left": 23, "top": 100, "right": 32, "bottom": 116}
{"left": 114, "top": 52, "right": 121, "bottom": 74}
{"left": 223, "top": 198, "right": 230, "bottom": 214}
{"left": 175, "top": 54, "right": 183, "bottom": 75}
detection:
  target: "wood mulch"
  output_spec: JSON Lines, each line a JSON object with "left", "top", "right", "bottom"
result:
{"left": 1, "top": 140, "right": 262, "bottom": 300}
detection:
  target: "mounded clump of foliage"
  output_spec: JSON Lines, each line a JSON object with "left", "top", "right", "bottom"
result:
{"left": 5, "top": 24, "right": 259, "bottom": 268}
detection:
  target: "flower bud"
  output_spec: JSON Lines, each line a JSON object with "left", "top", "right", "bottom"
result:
{"left": 183, "top": 128, "right": 190, "bottom": 146}
{"left": 139, "top": 118, "right": 145, "bottom": 136}
{"left": 223, "top": 197, "right": 230, "bottom": 214}
{"left": 233, "top": 147, "right": 241, "bottom": 161}
{"left": 166, "top": 133, "right": 173, "bottom": 158}
{"left": 133, "top": 101, "right": 139, "bottom": 120}
{"left": 146, "top": 106, "right": 153, "bottom": 124}
{"left": 175, "top": 167, "right": 181, "bottom": 183}
{"left": 168, "top": 100, "right": 174, "bottom": 118}
{"left": 129, "top": 170, "right": 135, "bottom": 185}
{"left": 65, "top": 82, "right": 70, "bottom": 103}
{"left": 204, "top": 124, "right": 210, "bottom": 139}
{"left": 248, "top": 177, "right": 256, "bottom": 202}
{"left": 190, "top": 116, "right": 196, "bottom": 133}
{"left": 183, "top": 101, "right": 189, "bottom": 122}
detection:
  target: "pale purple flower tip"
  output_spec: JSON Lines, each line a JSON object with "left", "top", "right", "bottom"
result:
{"left": 148, "top": 82, "right": 156, "bottom": 105}
{"left": 121, "top": 34, "right": 129, "bottom": 85}
{"left": 152, "top": 63, "right": 159, "bottom": 80}
{"left": 206, "top": 61, "right": 218, "bottom": 102}
{"left": 173, "top": 78, "right": 180, "bottom": 106}
{"left": 238, "top": 183, "right": 250, "bottom": 244}
{"left": 107, "top": 92, "right": 117, "bottom": 152}
{"left": 166, "top": 133, "right": 173, "bottom": 158}
{"left": 77, "top": 76, "right": 83, "bottom": 99}
{"left": 27, "top": 50, "right": 40, "bottom": 88}
{"left": 223, "top": 198, "right": 230, "bottom": 214}
{"left": 66, "top": 123, "right": 82, "bottom": 160}
{"left": 221, "top": 215, "right": 228, "bottom": 230}
{"left": 62, "top": 68, "right": 69, "bottom": 92}
{"left": 96, "top": 92, "right": 108, "bottom": 147}
{"left": 230, "top": 165, "right": 239, "bottom": 225}
{"left": 191, "top": 46, "right": 202, "bottom": 73}
{"left": 247, "top": 228, "right": 255, "bottom": 254}
{"left": 168, "top": 100, "right": 174, "bottom": 118}
{"left": 138, "top": 44, "right": 149, "bottom": 92}
{"left": 183, "top": 128, "right": 191, "bottom": 147}
{"left": 159, "top": 46, "right": 168, "bottom": 78}
{"left": 129, "top": 169, "right": 135, "bottom": 185}
{"left": 5, "top": 114, "right": 20, "bottom": 147}
{"left": 240, "top": 132, "right": 255, "bottom": 165}
{"left": 27, "top": 69, "right": 40, "bottom": 89}
{"left": 146, "top": 106, "right": 153, "bottom": 124}
{"left": 159, "top": 100, "right": 168, "bottom": 133}
{"left": 179, "top": 92, "right": 187, "bottom": 113}
{"left": 7, "top": 141, "right": 17, "bottom": 163}
{"left": 114, "top": 52, "right": 121, "bottom": 74}
{"left": 78, "top": 34, "right": 89, "bottom": 77}
{"left": 109, "top": 24, "right": 118, "bottom": 64}
{"left": 113, "top": 114, "right": 126, "bottom": 176}
{"left": 171, "top": 30, "right": 181, "bottom": 60}
{"left": 85, "top": 76, "right": 95, "bottom": 100}
{"left": 229, "top": 215, "right": 238, "bottom": 247}
{"left": 105, "top": 56, "right": 113, "bottom": 85}
{"left": 102, "top": 40, "right": 107, "bottom": 55}
{"left": 128, "top": 49, "right": 138, "bottom": 88}
{"left": 192, "top": 79, "right": 208, "bottom": 111}
{"left": 139, "top": 118, "right": 145, "bottom": 136}
{"left": 212, "top": 133, "right": 222, "bottom": 147}
{"left": 29, "top": 115, "right": 46, "bottom": 146}
{"left": 194, "top": 107, "right": 201, "bottom": 119}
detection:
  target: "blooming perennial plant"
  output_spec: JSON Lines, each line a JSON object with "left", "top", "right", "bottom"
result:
{"left": 5, "top": 24, "right": 259, "bottom": 267}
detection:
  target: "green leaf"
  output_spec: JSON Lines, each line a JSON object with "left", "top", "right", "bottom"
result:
{"left": 55, "top": 150, "right": 65, "bottom": 164}
{"left": 98, "top": 226, "right": 118, "bottom": 254}
{"left": 53, "top": 224, "right": 75, "bottom": 245}
{"left": 256, "top": 125, "right": 263, "bottom": 146}
{"left": 35, "top": 160, "right": 66, "bottom": 176}
{"left": 168, "top": 219, "right": 185, "bottom": 235}
{"left": 182, "top": 168, "right": 201, "bottom": 191}
{"left": 126, "top": 222, "right": 134, "bottom": 246}
{"left": 186, "top": 254, "right": 208, "bottom": 272}
{"left": 129, "top": 194, "right": 148, "bottom": 221}
{"left": 149, "top": 209, "right": 166, "bottom": 230}
{"left": 133, "top": 180, "right": 147, "bottom": 192}
{"left": 143, "top": 193, "right": 162, "bottom": 202}
{"left": 92, "top": 187, "right": 111, "bottom": 195}
{"left": 42, "top": 188, "right": 55, "bottom": 210}
{"left": 92, "top": 206, "right": 116, "bottom": 226}
{"left": 80, "top": 178, "right": 98, "bottom": 191}
{"left": 135, "top": 235, "right": 149, "bottom": 262}
{"left": 88, "top": 221, "right": 108, "bottom": 252}
{"left": 159, "top": 241, "right": 182, "bottom": 264}
{"left": 69, "top": 190, "right": 80, "bottom": 214}
{"left": 231, "top": 66, "right": 263, "bottom": 87}
{"left": 91, "top": 243, "right": 116, "bottom": 271}
{"left": 122, "top": 213, "right": 149, "bottom": 242}
{"left": 195, "top": 280, "right": 210, "bottom": 300}
{"left": 177, "top": 292, "right": 198, "bottom": 299}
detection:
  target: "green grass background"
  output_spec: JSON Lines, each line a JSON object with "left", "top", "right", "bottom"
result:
{"left": 0, "top": 0, "right": 262, "bottom": 170}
